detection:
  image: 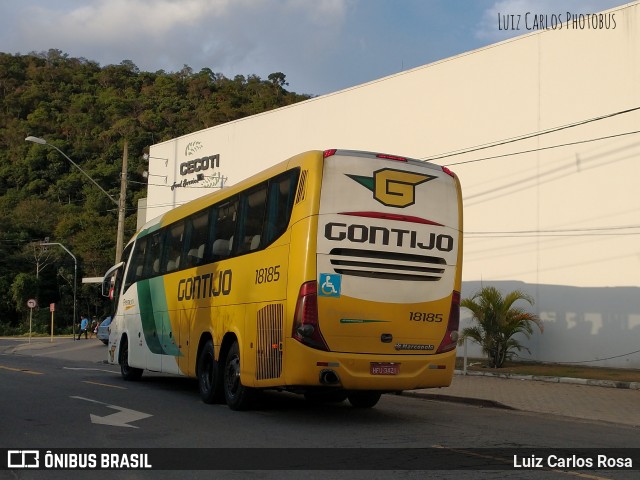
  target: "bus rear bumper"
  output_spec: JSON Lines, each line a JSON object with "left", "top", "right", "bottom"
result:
{"left": 283, "top": 340, "right": 456, "bottom": 391}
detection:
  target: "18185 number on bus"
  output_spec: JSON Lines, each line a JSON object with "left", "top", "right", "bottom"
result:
{"left": 255, "top": 265, "right": 280, "bottom": 284}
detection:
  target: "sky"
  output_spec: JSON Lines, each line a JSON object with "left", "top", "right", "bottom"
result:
{"left": 0, "top": 0, "right": 631, "bottom": 96}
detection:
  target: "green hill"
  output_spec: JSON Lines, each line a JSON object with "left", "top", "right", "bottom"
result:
{"left": 0, "top": 49, "right": 311, "bottom": 330}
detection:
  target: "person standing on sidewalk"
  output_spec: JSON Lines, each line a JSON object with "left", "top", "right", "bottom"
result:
{"left": 77, "top": 315, "right": 89, "bottom": 340}
{"left": 88, "top": 317, "right": 98, "bottom": 339}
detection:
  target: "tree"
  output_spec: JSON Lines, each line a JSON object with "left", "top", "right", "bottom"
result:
{"left": 460, "top": 286, "right": 543, "bottom": 368}
{"left": 25, "top": 242, "right": 55, "bottom": 279}
{"left": 0, "top": 51, "right": 311, "bottom": 327}
{"left": 268, "top": 72, "right": 288, "bottom": 88}
{"left": 10, "top": 272, "right": 39, "bottom": 319}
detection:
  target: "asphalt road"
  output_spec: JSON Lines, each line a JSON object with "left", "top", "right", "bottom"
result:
{"left": 0, "top": 340, "right": 638, "bottom": 479}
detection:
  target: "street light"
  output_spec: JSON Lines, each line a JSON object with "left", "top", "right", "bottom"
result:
{"left": 25, "top": 136, "right": 126, "bottom": 263}
{"left": 40, "top": 242, "right": 77, "bottom": 341}
{"left": 26, "top": 136, "right": 118, "bottom": 206}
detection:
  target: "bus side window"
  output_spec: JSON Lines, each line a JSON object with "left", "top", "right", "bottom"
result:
{"left": 124, "top": 237, "right": 148, "bottom": 291}
{"left": 143, "top": 230, "right": 164, "bottom": 277}
{"left": 237, "top": 184, "right": 267, "bottom": 255}
{"left": 111, "top": 267, "right": 124, "bottom": 310}
{"left": 120, "top": 242, "right": 133, "bottom": 265}
{"left": 163, "top": 221, "right": 185, "bottom": 273}
{"left": 265, "top": 170, "right": 299, "bottom": 244}
{"left": 184, "top": 210, "right": 209, "bottom": 268}
{"left": 211, "top": 198, "right": 238, "bottom": 261}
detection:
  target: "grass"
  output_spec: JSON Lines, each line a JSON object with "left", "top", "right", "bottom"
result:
{"left": 456, "top": 358, "right": 640, "bottom": 383}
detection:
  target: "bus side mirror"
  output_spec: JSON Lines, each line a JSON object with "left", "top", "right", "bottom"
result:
{"left": 101, "top": 277, "right": 112, "bottom": 298}
{"left": 101, "top": 262, "right": 124, "bottom": 298}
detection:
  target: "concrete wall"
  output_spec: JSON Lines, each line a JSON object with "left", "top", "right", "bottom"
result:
{"left": 144, "top": 2, "right": 640, "bottom": 368}
{"left": 460, "top": 281, "right": 640, "bottom": 369}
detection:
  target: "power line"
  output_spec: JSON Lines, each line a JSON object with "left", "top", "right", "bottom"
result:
{"left": 472, "top": 251, "right": 635, "bottom": 280}
{"left": 136, "top": 201, "right": 189, "bottom": 210}
{"left": 532, "top": 348, "right": 640, "bottom": 364}
{"left": 466, "top": 232, "right": 640, "bottom": 238}
{"left": 419, "top": 105, "right": 640, "bottom": 164}
{"left": 466, "top": 225, "right": 640, "bottom": 237}
{"left": 462, "top": 142, "right": 638, "bottom": 205}
{"left": 445, "top": 129, "right": 640, "bottom": 167}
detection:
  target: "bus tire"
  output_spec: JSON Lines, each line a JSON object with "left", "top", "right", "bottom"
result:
{"left": 119, "top": 336, "right": 143, "bottom": 381}
{"left": 347, "top": 391, "right": 381, "bottom": 408}
{"left": 223, "top": 341, "right": 255, "bottom": 411}
{"left": 198, "top": 340, "right": 224, "bottom": 404}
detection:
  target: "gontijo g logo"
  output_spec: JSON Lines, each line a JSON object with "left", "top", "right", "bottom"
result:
{"left": 347, "top": 169, "right": 436, "bottom": 208}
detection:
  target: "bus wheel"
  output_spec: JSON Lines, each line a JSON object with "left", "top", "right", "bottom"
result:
{"left": 198, "top": 340, "right": 223, "bottom": 404}
{"left": 119, "top": 336, "right": 142, "bottom": 381}
{"left": 347, "top": 391, "right": 381, "bottom": 408}
{"left": 223, "top": 341, "right": 255, "bottom": 411}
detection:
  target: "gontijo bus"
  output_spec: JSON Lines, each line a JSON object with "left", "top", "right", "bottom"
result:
{"left": 101, "top": 149, "right": 463, "bottom": 410}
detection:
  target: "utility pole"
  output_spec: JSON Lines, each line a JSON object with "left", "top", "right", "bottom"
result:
{"left": 115, "top": 140, "right": 128, "bottom": 263}
{"left": 40, "top": 242, "right": 77, "bottom": 341}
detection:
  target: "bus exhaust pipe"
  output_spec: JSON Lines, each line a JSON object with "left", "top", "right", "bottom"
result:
{"left": 319, "top": 369, "right": 340, "bottom": 385}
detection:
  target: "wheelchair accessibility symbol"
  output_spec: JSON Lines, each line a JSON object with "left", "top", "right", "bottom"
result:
{"left": 319, "top": 274, "right": 342, "bottom": 297}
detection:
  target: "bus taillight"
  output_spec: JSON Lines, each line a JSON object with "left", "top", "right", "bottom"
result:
{"left": 293, "top": 281, "right": 330, "bottom": 351}
{"left": 441, "top": 166, "right": 455, "bottom": 178}
{"left": 376, "top": 153, "right": 407, "bottom": 162}
{"left": 436, "top": 290, "right": 460, "bottom": 354}
{"left": 323, "top": 149, "right": 337, "bottom": 158}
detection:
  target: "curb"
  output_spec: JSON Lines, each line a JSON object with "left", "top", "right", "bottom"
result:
{"left": 0, "top": 338, "right": 104, "bottom": 357}
{"left": 400, "top": 390, "right": 515, "bottom": 410}
{"left": 3, "top": 339, "right": 639, "bottom": 391}
{"left": 454, "top": 369, "right": 640, "bottom": 390}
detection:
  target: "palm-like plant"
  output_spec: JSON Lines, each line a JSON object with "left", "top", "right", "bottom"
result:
{"left": 460, "top": 286, "right": 543, "bottom": 368}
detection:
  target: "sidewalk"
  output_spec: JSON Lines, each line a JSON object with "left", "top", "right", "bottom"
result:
{"left": 407, "top": 372, "right": 640, "bottom": 427}
{"left": 0, "top": 336, "right": 108, "bottom": 364}
{"left": 3, "top": 337, "right": 639, "bottom": 427}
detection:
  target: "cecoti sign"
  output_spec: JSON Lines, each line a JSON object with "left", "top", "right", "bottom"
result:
{"left": 179, "top": 154, "right": 220, "bottom": 176}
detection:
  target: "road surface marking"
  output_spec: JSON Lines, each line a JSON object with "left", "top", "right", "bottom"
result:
{"left": 83, "top": 380, "right": 127, "bottom": 390}
{"left": 71, "top": 396, "right": 152, "bottom": 428}
{"left": 0, "top": 364, "right": 43, "bottom": 375}
{"left": 64, "top": 366, "right": 120, "bottom": 375}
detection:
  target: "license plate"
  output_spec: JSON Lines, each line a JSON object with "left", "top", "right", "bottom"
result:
{"left": 370, "top": 362, "right": 400, "bottom": 375}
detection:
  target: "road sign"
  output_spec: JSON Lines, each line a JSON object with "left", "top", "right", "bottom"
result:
{"left": 50, "top": 303, "right": 55, "bottom": 312}
{"left": 27, "top": 299, "right": 37, "bottom": 343}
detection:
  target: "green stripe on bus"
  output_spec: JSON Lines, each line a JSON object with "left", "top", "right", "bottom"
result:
{"left": 137, "top": 278, "right": 182, "bottom": 356}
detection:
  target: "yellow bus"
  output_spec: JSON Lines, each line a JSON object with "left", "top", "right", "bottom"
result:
{"left": 102, "top": 149, "right": 463, "bottom": 410}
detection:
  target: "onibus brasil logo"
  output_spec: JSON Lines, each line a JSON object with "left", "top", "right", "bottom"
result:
{"left": 347, "top": 168, "right": 436, "bottom": 208}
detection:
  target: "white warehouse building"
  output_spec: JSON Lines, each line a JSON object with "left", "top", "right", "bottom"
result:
{"left": 142, "top": 2, "right": 640, "bottom": 368}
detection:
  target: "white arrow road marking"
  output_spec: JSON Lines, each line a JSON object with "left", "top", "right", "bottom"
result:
{"left": 71, "top": 396, "right": 152, "bottom": 428}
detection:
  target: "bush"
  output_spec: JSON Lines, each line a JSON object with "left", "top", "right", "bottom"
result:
{"left": 460, "top": 286, "right": 543, "bottom": 368}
